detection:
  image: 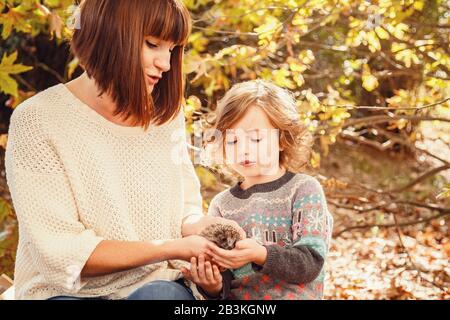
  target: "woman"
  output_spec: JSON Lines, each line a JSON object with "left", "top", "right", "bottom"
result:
{"left": 5, "top": 0, "right": 240, "bottom": 300}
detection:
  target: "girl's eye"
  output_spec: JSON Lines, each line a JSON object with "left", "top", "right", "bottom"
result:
{"left": 251, "top": 138, "right": 262, "bottom": 143}
{"left": 226, "top": 140, "right": 237, "bottom": 145}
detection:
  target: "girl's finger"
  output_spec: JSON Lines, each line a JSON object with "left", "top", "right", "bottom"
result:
{"left": 197, "top": 254, "right": 206, "bottom": 280}
{"left": 218, "top": 266, "right": 227, "bottom": 272}
{"left": 209, "top": 251, "right": 230, "bottom": 262}
{"left": 190, "top": 257, "right": 199, "bottom": 282}
{"left": 207, "top": 244, "right": 231, "bottom": 258}
{"left": 204, "top": 261, "right": 214, "bottom": 282}
{"left": 212, "top": 257, "right": 232, "bottom": 269}
{"left": 212, "top": 265, "right": 222, "bottom": 282}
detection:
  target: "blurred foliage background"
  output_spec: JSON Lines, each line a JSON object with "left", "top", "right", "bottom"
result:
{"left": 0, "top": 0, "right": 449, "bottom": 299}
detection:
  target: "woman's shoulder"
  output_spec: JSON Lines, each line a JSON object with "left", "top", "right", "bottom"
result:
{"left": 10, "top": 83, "right": 66, "bottom": 125}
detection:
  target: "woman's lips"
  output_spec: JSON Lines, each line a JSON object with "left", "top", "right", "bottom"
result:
{"left": 146, "top": 75, "right": 160, "bottom": 85}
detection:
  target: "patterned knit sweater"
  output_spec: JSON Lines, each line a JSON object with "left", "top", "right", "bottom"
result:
{"left": 208, "top": 171, "right": 333, "bottom": 300}
{"left": 5, "top": 84, "right": 204, "bottom": 300}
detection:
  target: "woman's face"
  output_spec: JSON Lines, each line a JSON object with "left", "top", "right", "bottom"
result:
{"left": 142, "top": 35, "right": 176, "bottom": 93}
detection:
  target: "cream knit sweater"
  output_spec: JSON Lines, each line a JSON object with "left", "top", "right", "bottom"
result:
{"left": 5, "top": 83, "right": 204, "bottom": 300}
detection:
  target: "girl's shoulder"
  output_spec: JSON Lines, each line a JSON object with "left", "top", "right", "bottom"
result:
{"left": 290, "top": 172, "right": 322, "bottom": 186}
{"left": 288, "top": 172, "right": 327, "bottom": 200}
{"left": 209, "top": 187, "right": 233, "bottom": 207}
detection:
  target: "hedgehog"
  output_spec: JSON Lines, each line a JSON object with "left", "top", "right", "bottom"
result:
{"left": 199, "top": 223, "right": 243, "bottom": 250}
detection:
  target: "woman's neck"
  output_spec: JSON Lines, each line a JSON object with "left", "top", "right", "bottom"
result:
{"left": 66, "top": 72, "right": 137, "bottom": 127}
{"left": 239, "top": 166, "right": 287, "bottom": 190}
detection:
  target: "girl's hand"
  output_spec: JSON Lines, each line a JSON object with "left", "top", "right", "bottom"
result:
{"left": 207, "top": 238, "right": 267, "bottom": 269}
{"left": 181, "top": 254, "right": 223, "bottom": 297}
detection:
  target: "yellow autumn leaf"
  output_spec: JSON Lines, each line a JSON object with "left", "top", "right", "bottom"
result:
{"left": 66, "top": 57, "right": 79, "bottom": 80}
{"left": 195, "top": 166, "right": 217, "bottom": 189}
{"left": 375, "top": 26, "right": 389, "bottom": 40}
{"left": 362, "top": 64, "right": 379, "bottom": 92}
{"left": 310, "top": 150, "right": 321, "bottom": 169}
{"left": 0, "top": 51, "right": 33, "bottom": 97}
{"left": 413, "top": 0, "right": 424, "bottom": 11}
{"left": 305, "top": 89, "right": 321, "bottom": 111}
{"left": 185, "top": 95, "right": 202, "bottom": 118}
{"left": 0, "top": 134, "right": 8, "bottom": 149}
{"left": 254, "top": 16, "right": 279, "bottom": 42}
{"left": 293, "top": 74, "right": 305, "bottom": 87}
{"left": 366, "top": 30, "right": 381, "bottom": 52}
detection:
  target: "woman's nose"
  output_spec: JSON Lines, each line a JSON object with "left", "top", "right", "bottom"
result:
{"left": 154, "top": 51, "right": 171, "bottom": 72}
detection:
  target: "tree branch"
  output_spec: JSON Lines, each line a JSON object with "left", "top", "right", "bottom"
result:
{"left": 386, "top": 164, "right": 450, "bottom": 193}
{"left": 333, "top": 211, "right": 449, "bottom": 237}
{"left": 343, "top": 115, "right": 450, "bottom": 129}
{"left": 323, "top": 97, "right": 450, "bottom": 111}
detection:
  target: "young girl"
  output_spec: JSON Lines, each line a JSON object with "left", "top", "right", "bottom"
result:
{"left": 182, "top": 80, "right": 333, "bottom": 300}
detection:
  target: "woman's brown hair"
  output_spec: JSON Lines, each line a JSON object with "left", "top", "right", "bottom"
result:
{"left": 71, "top": 0, "right": 191, "bottom": 129}
{"left": 208, "top": 80, "right": 314, "bottom": 173}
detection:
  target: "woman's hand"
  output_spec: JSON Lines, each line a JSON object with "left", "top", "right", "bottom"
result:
{"left": 207, "top": 238, "right": 267, "bottom": 269}
{"left": 181, "top": 254, "right": 223, "bottom": 297}
{"left": 174, "top": 235, "right": 216, "bottom": 261}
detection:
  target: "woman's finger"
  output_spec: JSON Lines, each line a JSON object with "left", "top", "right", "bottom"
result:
{"left": 181, "top": 268, "right": 192, "bottom": 281}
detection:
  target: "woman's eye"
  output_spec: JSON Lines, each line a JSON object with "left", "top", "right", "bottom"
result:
{"left": 145, "top": 41, "right": 158, "bottom": 48}
{"left": 226, "top": 140, "right": 237, "bottom": 145}
{"left": 251, "top": 138, "right": 262, "bottom": 143}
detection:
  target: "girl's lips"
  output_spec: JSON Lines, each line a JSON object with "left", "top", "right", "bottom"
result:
{"left": 240, "top": 160, "right": 256, "bottom": 167}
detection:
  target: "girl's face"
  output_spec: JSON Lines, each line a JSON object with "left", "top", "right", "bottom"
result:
{"left": 224, "top": 105, "right": 282, "bottom": 177}
{"left": 142, "top": 35, "right": 176, "bottom": 93}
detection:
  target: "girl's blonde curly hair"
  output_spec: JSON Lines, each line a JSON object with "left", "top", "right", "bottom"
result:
{"left": 206, "top": 80, "right": 313, "bottom": 173}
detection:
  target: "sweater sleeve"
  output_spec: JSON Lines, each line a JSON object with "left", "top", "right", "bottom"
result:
{"left": 207, "top": 195, "right": 223, "bottom": 218}
{"left": 257, "top": 177, "right": 331, "bottom": 284}
{"left": 5, "top": 106, "right": 104, "bottom": 294}
{"left": 177, "top": 109, "right": 204, "bottom": 220}
{"left": 257, "top": 244, "right": 324, "bottom": 283}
